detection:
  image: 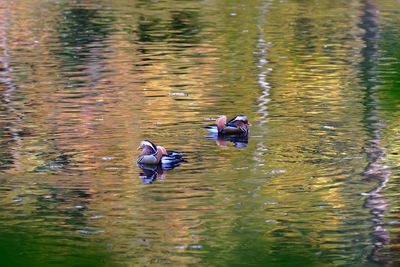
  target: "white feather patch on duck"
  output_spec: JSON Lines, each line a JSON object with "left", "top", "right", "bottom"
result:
{"left": 139, "top": 140, "right": 157, "bottom": 153}
{"left": 229, "top": 115, "right": 248, "bottom": 122}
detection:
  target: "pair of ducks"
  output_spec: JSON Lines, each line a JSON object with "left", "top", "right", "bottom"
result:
{"left": 137, "top": 115, "right": 250, "bottom": 166}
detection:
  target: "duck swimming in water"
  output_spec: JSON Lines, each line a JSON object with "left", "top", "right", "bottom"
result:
{"left": 137, "top": 140, "right": 184, "bottom": 165}
{"left": 204, "top": 115, "right": 250, "bottom": 135}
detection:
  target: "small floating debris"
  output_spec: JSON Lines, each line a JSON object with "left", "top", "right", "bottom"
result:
{"left": 168, "top": 92, "right": 188, "bottom": 97}
{"left": 204, "top": 117, "right": 218, "bottom": 121}
{"left": 264, "top": 201, "right": 279, "bottom": 205}
{"left": 101, "top": 156, "right": 113, "bottom": 161}
{"left": 189, "top": 244, "right": 203, "bottom": 249}
{"left": 323, "top": 125, "right": 335, "bottom": 130}
{"left": 90, "top": 215, "right": 104, "bottom": 220}
{"left": 236, "top": 166, "right": 249, "bottom": 170}
{"left": 230, "top": 12, "right": 237, "bottom": 16}
{"left": 265, "top": 219, "right": 277, "bottom": 223}
{"left": 75, "top": 205, "right": 84, "bottom": 209}
{"left": 12, "top": 197, "right": 23, "bottom": 203}
{"left": 77, "top": 229, "right": 105, "bottom": 235}
{"left": 174, "top": 244, "right": 203, "bottom": 250}
{"left": 271, "top": 169, "right": 286, "bottom": 174}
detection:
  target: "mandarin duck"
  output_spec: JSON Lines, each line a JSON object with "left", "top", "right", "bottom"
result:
{"left": 137, "top": 140, "right": 184, "bottom": 165}
{"left": 205, "top": 115, "right": 250, "bottom": 135}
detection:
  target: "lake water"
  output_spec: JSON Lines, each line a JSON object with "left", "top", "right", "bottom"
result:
{"left": 1, "top": 0, "right": 400, "bottom": 266}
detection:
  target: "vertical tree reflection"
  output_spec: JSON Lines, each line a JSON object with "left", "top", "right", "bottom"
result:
{"left": 55, "top": 4, "right": 113, "bottom": 96}
{"left": 253, "top": 0, "right": 271, "bottom": 165}
{"left": 359, "top": 0, "right": 391, "bottom": 264}
{"left": 57, "top": 6, "right": 112, "bottom": 65}
{"left": 0, "top": 1, "right": 20, "bottom": 171}
{"left": 136, "top": 9, "right": 203, "bottom": 52}
{"left": 40, "top": 4, "right": 115, "bottom": 173}
{"left": 170, "top": 10, "right": 202, "bottom": 43}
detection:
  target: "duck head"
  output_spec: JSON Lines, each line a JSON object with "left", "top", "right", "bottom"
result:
{"left": 228, "top": 115, "right": 250, "bottom": 126}
{"left": 137, "top": 140, "right": 157, "bottom": 154}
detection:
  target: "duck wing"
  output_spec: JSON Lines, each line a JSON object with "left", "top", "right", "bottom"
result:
{"left": 161, "top": 150, "right": 185, "bottom": 165}
{"left": 137, "top": 154, "right": 159, "bottom": 164}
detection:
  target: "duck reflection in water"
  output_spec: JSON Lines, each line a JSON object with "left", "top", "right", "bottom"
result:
{"left": 204, "top": 115, "right": 250, "bottom": 148}
{"left": 206, "top": 132, "right": 249, "bottom": 148}
{"left": 136, "top": 140, "right": 185, "bottom": 184}
{"left": 138, "top": 163, "right": 179, "bottom": 184}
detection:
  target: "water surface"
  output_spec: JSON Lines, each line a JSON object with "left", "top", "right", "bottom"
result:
{"left": 1, "top": 0, "right": 400, "bottom": 266}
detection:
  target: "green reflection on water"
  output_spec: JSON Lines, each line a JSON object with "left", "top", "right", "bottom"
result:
{"left": 0, "top": 229, "right": 114, "bottom": 267}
